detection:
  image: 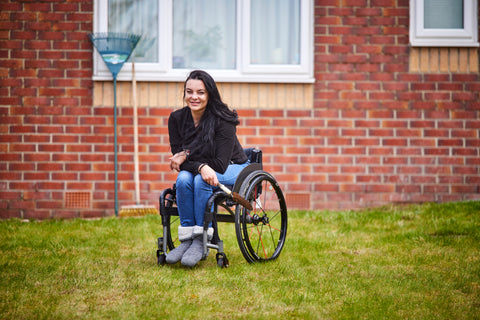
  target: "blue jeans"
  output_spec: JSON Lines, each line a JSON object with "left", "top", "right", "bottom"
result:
{"left": 176, "top": 162, "right": 249, "bottom": 227}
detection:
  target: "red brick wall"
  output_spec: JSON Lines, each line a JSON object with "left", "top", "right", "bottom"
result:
{"left": 307, "top": 0, "right": 479, "bottom": 209}
{"left": 0, "top": 1, "right": 95, "bottom": 218}
{"left": 0, "top": 0, "right": 479, "bottom": 219}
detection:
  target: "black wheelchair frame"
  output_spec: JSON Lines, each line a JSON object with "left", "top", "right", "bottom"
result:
{"left": 156, "top": 148, "right": 288, "bottom": 267}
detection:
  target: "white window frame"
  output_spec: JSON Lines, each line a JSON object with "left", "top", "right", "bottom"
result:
{"left": 92, "top": 0, "right": 314, "bottom": 83}
{"left": 409, "top": 0, "right": 479, "bottom": 47}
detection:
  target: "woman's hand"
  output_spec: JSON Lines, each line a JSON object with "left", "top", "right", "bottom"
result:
{"left": 169, "top": 151, "right": 187, "bottom": 172}
{"left": 199, "top": 164, "right": 218, "bottom": 186}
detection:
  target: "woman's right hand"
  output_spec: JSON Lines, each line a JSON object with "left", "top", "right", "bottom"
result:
{"left": 169, "top": 151, "right": 186, "bottom": 172}
{"left": 199, "top": 164, "right": 218, "bottom": 186}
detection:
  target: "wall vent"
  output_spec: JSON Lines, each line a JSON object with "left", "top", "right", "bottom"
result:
{"left": 65, "top": 192, "right": 91, "bottom": 209}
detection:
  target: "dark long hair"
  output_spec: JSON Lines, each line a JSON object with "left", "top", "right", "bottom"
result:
{"left": 183, "top": 70, "right": 239, "bottom": 157}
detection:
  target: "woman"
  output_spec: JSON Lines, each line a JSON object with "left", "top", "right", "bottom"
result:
{"left": 166, "top": 70, "right": 249, "bottom": 267}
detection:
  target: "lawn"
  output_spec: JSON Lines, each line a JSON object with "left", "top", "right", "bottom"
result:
{"left": 1, "top": 201, "right": 479, "bottom": 319}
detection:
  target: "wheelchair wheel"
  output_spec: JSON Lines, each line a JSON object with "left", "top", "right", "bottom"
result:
{"left": 161, "top": 192, "right": 181, "bottom": 251}
{"left": 235, "top": 171, "right": 287, "bottom": 263}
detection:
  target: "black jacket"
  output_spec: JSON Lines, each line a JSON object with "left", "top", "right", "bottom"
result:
{"left": 168, "top": 107, "right": 248, "bottom": 174}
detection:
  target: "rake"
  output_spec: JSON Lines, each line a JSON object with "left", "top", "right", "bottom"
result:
{"left": 88, "top": 32, "right": 141, "bottom": 216}
{"left": 118, "top": 62, "right": 158, "bottom": 217}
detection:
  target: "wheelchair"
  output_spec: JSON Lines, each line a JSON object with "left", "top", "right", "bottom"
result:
{"left": 156, "top": 148, "right": 288, "bottom": 267}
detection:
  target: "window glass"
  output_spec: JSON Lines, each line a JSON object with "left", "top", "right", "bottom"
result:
{"left": 95, "top": 0, "right": 313, "bottom": 82}
{"left": 250, "top": 0, "right": 300, "bottom": 65}
{"left": 172, "top": 0, "right": 236, "bottom": 69}
{"left": 424, "top": 0, "right": 463, "bottom": 29}
{"left": 108, "top": 0, "right": 158, "bottom": 62}
{"left": 410, "top": 0, "right": 478, "bottom": 47}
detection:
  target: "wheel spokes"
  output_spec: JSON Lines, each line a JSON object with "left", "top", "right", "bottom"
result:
{"left": 244, "top": 209, "right": 282, "bottom": 259}
{"left": 241, "top": 179, "right": 284, "bottom": 259}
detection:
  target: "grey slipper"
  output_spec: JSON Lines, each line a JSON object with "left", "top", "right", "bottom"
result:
{"left": 165, "top": 239, "right": 192, "bottom": 264}
{"left": 181, "top": 237, "right": 204, "bottom": 267}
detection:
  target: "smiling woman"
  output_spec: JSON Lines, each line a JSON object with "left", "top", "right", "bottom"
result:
{"left": 166, "top": 70, "right": 249, "bottom": 267}
{"left": 184, "top": 79, "right": 209, "bottom": 124}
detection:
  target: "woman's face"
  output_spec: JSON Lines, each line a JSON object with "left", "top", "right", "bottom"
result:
{"left": 185, "top": 79, "right": 208, "bottom": 115}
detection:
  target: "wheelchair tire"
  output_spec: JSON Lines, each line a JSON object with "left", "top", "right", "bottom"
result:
{"left": 235, "top": 171, "right": 287, "bottom": 263}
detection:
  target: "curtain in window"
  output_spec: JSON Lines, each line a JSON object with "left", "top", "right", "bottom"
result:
{"left": 251, "top": 0, "right": 300, "bottom": 65}
{"left": 424, "top": 0, "right": 463, "bottom": 29}
{"left": 173, "top": 0, "right": 236, "bottom": 69}
{"left": 108, "top": 0, "right": 158, "bottom": 62}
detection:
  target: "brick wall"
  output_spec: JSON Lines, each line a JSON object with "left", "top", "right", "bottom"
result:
{"left": 308, "top": 0, "right": 479, "bottom": 209}
{"left": 0, "top": 0, "right": 479, "bottom": 219}
{"left": 0, "top": 1, "right": 95, "bottom": 218}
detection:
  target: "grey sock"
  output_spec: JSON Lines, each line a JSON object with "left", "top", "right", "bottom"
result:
{"left": 181, "top": 237, "right": 204, "bottom": 267}
{"left": 165, "top": 239, "right": 192, "bottom": 264}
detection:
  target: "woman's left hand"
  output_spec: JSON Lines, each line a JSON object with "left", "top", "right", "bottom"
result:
{"left": 199, "top": 165, "right": 218, "bottom": 186}
{"left": 169, "top": 151, "right": 186, "bottom": 172}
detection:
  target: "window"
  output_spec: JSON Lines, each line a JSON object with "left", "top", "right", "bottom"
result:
{"left": 92, "top": 0, "right": 314, "bottom": 83}
{"left": 172, "top": 0, "right": 236, "bottom": 70}
{"left": 409, "top": 0, "right": 479, "bottom": 47}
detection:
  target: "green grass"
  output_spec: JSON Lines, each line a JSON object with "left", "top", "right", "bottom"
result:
{"left": 1, "top": 201, "right": 479, "bottom": 319}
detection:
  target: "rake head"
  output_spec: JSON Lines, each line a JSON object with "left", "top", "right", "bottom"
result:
{"left": 88, "top": 32, "right": 141, "bottom": 78}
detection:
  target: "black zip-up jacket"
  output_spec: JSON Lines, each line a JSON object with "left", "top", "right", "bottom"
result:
{"left": 168, "top": 107, "right": 248, "bottom": 174}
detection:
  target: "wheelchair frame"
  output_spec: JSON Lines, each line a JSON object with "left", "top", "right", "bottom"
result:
{"left": 156, "top": 148, "right": 288, "bottom": 267}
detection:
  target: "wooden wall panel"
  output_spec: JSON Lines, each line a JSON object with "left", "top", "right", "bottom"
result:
{"left": 469, "top": 48, "right": 479, "bottom": 72}
{"left": 410, "top": 47, "right": 479, "bottom": 73}
{"left": 94, "top": 81, "right": 314, "bottom": 109}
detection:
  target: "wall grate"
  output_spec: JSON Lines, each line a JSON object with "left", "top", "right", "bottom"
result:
{"left": 65, "top": 192, "right": 91, "bottom": 209}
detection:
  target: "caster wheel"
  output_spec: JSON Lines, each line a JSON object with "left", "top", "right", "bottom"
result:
{"left": 216, "top": 253, "right": 229, "bottom": 268}
{"left": 157, "top": 251, "right": 166, "bottom": 265}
